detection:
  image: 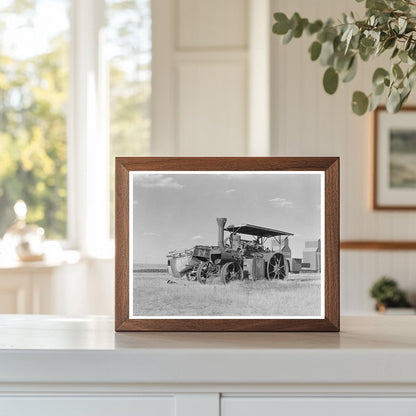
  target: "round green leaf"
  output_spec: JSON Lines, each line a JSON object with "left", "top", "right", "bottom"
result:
{"left": 273, "top": 13, "right": 290, "bottom": 35}
{"left": 367, "top": 0, "right": 388, "bottom": 11}
{"left": 323, "top": 67, "right": 339, "bottom": 95}
{"left": 352, "top": 91, "right": 369, "bottom": 115}
{"left": 293, "top": 18, "right": 308, "bottom": 38}
{"left": 307, "top": 20, "right": 323, "bottom": 35}
{"left": 309, "top": 41, "right": 322, "bottom": 61}
{"left": 293, "top": 21, "right": 303, "bottom": 38}
{"left": 360, "top": 37, "right": 375, "bottom": 48}
{"left": 359, "top": 44, "right": 374, "bottom": 62}
{"left": 372, "top": 68, "right": 389, "bottom": 86}
{"left": 384, "top": 37, "right": 396, "bottom": 50}
{"left": 317, "top": 30, "right": 328, "bottom": 43}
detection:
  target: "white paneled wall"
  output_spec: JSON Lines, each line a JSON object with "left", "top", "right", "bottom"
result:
{"left": 177, "top": 58, "right": 247, "bottom": 155}
{"left": 177, "top": 0, "right": 248, "bottom": 49}
{"left": 152, "top": 0, "right": 249, "bottom": 156}
{"left": 271, "top": 0, "right": 416, "bottom": 313}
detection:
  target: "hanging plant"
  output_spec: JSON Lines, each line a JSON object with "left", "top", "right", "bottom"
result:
{"left": 272, "top": 0, "right": 416, "bottom": 115}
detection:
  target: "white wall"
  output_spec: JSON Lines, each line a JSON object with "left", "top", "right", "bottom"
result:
{"left": 271, "top": 0, "right": 416, "bottom": 313}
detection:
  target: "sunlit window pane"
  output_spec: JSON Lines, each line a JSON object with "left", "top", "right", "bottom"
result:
{"left": 0, "top": 0, "right": 70, "bottom": 239}
{"left": 106, "top": 0, "right": 151, "bottom": 237}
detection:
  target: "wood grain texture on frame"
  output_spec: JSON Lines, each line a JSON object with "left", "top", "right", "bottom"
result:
{"left": 115, "top": 157, "right": 340, "bottom": 332}
{"left": 373, "top": 106, "right": 416, "bottom": 210}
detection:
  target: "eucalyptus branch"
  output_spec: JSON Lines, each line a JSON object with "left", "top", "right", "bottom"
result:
{"left": 272, "top": 0, "right": 416, "bottom": 115}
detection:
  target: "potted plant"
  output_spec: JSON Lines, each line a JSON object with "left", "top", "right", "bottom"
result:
{"left": 272, "top": 0, "right": 416, "bottom": 115}
{"left": 369, "top": 276, "right": 413, "bottom": 313}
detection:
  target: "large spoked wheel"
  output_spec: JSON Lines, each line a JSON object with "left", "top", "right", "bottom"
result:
{"left": 267, "top": 254, "right": 287, "bottom": 280}
{"left": 220, "top": 262, "right": 242, "bottom": 284}
{"left": 196, "top": 262, "right": 210, "bottom": 284}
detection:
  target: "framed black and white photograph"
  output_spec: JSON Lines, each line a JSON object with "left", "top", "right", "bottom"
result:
{"left": 115, "top": 157, "right": 339, "bottom": 331}
{"left": 374, "top": 106, "right": 416, "bottom": 210}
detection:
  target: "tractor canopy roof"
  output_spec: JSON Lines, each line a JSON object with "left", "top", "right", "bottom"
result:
{"left": 225, "top": 224, "right": 294, "bottom": 238}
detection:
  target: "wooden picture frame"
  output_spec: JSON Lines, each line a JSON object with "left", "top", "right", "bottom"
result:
{"left": 115, "top": 157, "right": 339, "bottom": 332}
{"left": 373, "top": 106, "right": 416, "bottom": 210}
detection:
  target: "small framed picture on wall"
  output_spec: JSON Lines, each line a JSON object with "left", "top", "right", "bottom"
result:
{"left": 374, "top": 106, "right": 416, "bottom": 209}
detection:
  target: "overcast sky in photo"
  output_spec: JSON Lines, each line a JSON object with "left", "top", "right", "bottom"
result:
{"left": 132, "top": 172, "right": 323, "bottom": 264}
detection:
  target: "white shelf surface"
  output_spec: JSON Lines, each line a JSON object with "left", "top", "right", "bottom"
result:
{"left": 0, "top": 315, "right": 415, "bottom": 387}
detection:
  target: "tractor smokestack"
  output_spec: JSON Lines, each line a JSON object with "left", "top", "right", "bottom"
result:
{"left": 217, "top": 217, "right": 227, "bottom": 249}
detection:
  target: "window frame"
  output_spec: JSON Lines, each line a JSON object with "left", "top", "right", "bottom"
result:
{"left": 67, "top": 0, "right": 112, "bottom": 257}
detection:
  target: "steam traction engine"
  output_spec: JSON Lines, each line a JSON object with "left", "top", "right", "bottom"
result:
{"left": 167, "top": 218, "right": 293, "bottom": 284}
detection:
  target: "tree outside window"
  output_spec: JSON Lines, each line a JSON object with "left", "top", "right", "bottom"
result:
{"left": 0, "top": 0, "right": 70, "bottom": 239}
{"left": 0, "top": 0, "right": 151, "bottom": 243}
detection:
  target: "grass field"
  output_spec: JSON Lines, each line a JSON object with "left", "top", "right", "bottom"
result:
{"left": 133, "top": 272, "right": 321, "bottom": 317}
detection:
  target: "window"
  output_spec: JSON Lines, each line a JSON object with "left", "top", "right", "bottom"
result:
{"left": 0, "top": 0, "right": 70, "bottom": 239}
{"left": 0, "top": 0, "right": 151, "bottom": 252}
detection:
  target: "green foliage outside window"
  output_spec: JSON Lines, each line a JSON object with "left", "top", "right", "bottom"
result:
{"left": 0, "top": 0, "right": 151, "bottom": 240}
{"left": 0, "top": 1, "right": 69, "bottom": 238}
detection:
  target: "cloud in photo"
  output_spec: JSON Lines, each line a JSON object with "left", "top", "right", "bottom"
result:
{"left": 136, "top": 174, "right": 184, "bottom": 190}
{"left": 142, "top": 232, "right": 161, "bottom": 237}
{"left": 225, "top": 189, "right": 236, "bottom": 193}
{"left": 191, "top": 235, "right": 205, "bottom": 240}
{"left": 269, "top": 197, "right": 294, "bottom": 208}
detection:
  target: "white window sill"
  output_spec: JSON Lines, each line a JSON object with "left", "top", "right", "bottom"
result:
{"left": 0, "top": 250, "right": 81, "bottom": 271}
